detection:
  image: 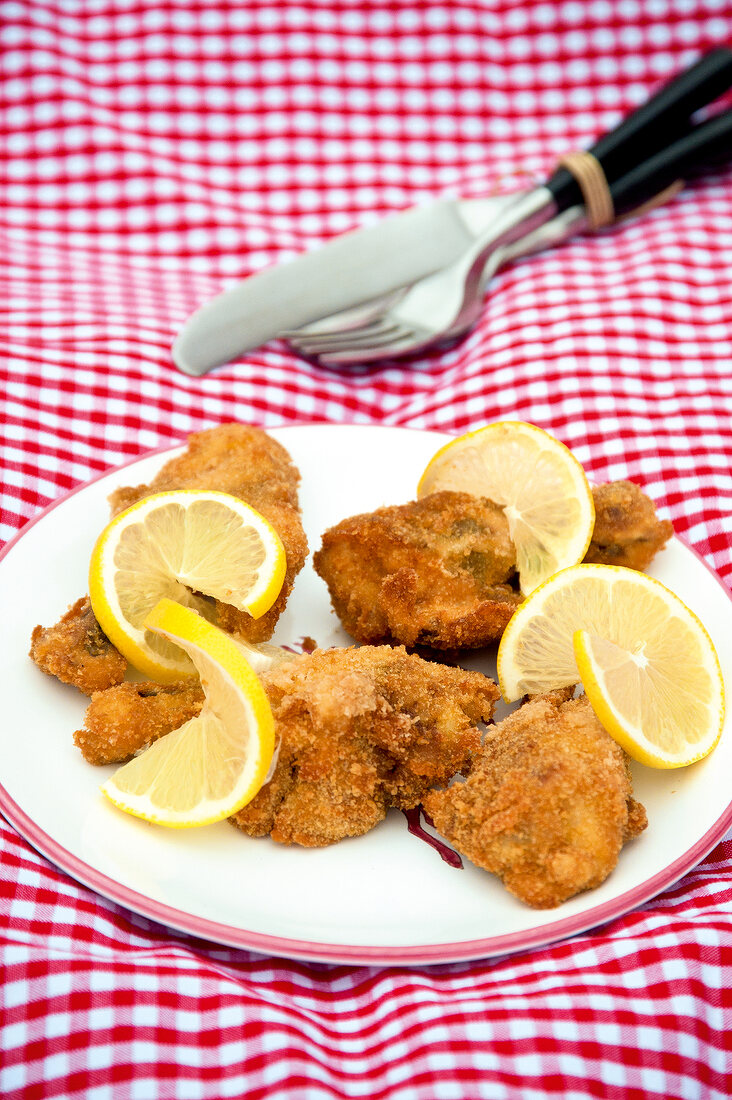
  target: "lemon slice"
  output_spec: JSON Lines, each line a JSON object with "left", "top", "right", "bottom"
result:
{"left": 101, "top": 599, "right": 276, "bottom": 826}
{"left": 230, "top": 637, "right": 294, "bottom": 673}
{"left": 497, "top": 563, "right": 724, "bottom": 767}
{"left": 574, "top": 627, "right": 724, "bottom": 768}
{"left": 417, "top": 421, "right": 594, "bottom": 595}
{"left": 89, "top": 489, "right": 286, "bottom": 682}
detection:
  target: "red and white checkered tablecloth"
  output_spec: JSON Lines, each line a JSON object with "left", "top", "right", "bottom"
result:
{"left": 2, "top": 1, "right": 732, "bottom": 1096}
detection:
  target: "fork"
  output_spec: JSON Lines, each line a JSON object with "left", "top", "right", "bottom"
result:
{"left": 283, "top": 108, "right": 732, "bottom": 366}
{"left": 282, "top": 204, "right": 586, "bottom": 365}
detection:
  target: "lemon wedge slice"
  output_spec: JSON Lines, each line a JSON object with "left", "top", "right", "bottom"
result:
{"left": 497, "top": 563, "right": 724, "bottom": 768}
{"left": 101, "top": 599, "right": 275, "bottom": 826}
{"left": 418, "top": 421, "right": 594, "bottom": 595}
{"left": 89, "top": 489, "right": 286, "bottom": 682}
{"left": 574, "top": 625, "right": 724, "bottom": 768}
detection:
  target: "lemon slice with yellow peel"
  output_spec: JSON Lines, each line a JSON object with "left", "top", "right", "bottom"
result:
{"left": 89, "top": 489, "right": 286, "bottom": 682}
{"left": 101, "top": 599, "right": 276, "bottom": 826}
{"left": 497, "top": 563, "right": 724, "bottom": 768}
{"left": 574, "top": 626, "right": 724, "bottom": 769}
{"left": 417, "top": 421, "right": 594, "bottom": 595}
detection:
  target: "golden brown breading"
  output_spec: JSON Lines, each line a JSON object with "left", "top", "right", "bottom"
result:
{"left": 314, "top": 480, "right": 673, "bottom": 653}
{"left": 108, "top": 423, "right": 309, "bottom": 642}
{"left": 74, "top": 680, "right": 204, "bottom": 766}
{"left": 424, "top": 693, "right": 647, "bottom": 908}
{"left": 585, "top": 480, "right": 673, "bottom": 572}
{"left": 313, "top": 491, "right": 521, "bottom": 649}
{"left": 231, "top": 645, "right": 499, "bottom": 847}
{"left": 29, "top": 596, "right": 127, "bottom": 696}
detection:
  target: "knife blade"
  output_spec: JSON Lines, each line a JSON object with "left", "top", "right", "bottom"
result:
{"left": 172, "top": 194, "right": 520, "bottom": 376}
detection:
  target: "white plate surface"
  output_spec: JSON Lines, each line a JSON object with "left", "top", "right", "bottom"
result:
{"left": 1, "top": 424, "right": 730, "bottom": 964}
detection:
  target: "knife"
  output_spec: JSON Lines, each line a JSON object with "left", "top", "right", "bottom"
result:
{"left": 173, "top": 47, "right": 732, "bottom": 377}
{"left": 172, "top": 193, "right": 524, "bottom": 376}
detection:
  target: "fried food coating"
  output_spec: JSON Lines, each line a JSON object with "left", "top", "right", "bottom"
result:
{"left": 314, "top": 480, "right": 673, "bottom": 652}
{"left": 313, "top": 491, "right": 521, "bottom": 649}
{"left": 231, "top": 645, "right": 499, "bottom": 847}
{"left": 73, "top": 680, "right": 204, "bottom": 766}
{"left": 29, "top": 597, "right": 127, "bottom": 696}
{"left": 108, "top": 423, "right": 309, "bottom": 642}
{"left": 423, "top": 693, "right": 647, "bottom": 908}
{"left": 585, "top": 480, "right": 673, "bottom": 572}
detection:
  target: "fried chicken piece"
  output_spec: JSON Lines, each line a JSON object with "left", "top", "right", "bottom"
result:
{"left": 108, "top": 423, "right": 309, "bottom": 642}
{"left": 313, "top": 491, "right": 521, "bottom": 650}
{"left": 424, "top": 693, "right": 647, "bottom": 908}
{"left": 231, "top": 645, "right": 499, "bottom": 847}
{"left": 29, "top": 597, "right": 127, "bottom": 695}
{"left": 585, "top": 480, "right": 673, "bottom": 572}
{"left": 73, "top": 681, "right": 205, "bottom": 765}
{"left": 315, "top": 479, "right": 673, "bottom": 652}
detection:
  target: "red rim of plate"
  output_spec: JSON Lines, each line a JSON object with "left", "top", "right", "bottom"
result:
{"left": 1, "top": 428, "right": 731, "bottom": 965}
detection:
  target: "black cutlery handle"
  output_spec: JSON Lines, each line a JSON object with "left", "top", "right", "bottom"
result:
{"left": 547, "top": 47, "right": 732, "bottom": 212}
{"left": 610, "top": 107, "right": 732, "bottom": 216}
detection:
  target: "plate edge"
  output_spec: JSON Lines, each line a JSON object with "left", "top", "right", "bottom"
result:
{"left": 2, "top": 424, "right": 731, "bottom": 964}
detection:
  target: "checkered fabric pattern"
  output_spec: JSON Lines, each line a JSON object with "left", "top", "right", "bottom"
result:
{"left": 2, "top": 1, "right": 731, "bottom": 1097}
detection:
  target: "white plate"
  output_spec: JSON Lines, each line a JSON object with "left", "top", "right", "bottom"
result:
{"left": 1, "top": 424, "right": 730, "bottom": 965}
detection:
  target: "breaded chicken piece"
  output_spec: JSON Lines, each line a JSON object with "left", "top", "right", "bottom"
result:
{"left": 423, "top": 694, "right": 647, "bottom": 908}
{"left": 231, "top": 645, "right": 499, "bottom": 847}
{"left": 29, "top": 596, "right": 127, "bottom": 695}
{"left": 313, "top": 491, "right": 521, "bottom": 649}
{"left": 108, "top": 423, "right": 309, "bottom": 642}
{"left": 585, "top": 480, "right": 673, "bottom": 572}
{"left": 74, "top": 680, "right": 204, "bottom": 765}
{"left": 314, "top": 481, "right": 672, "bottom": 652}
